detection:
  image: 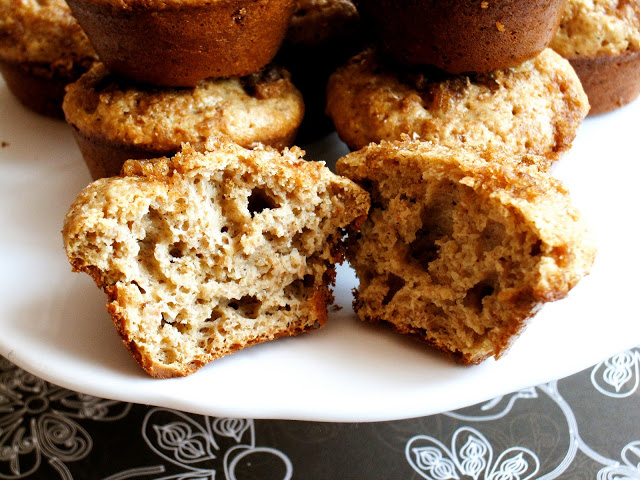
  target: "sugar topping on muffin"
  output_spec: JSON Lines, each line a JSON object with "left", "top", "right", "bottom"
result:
{"left": 326, "top": 48, "right": 589, "bottom": 165}
{"left": 63, "top": 63, "right": 305, "bottom": 179}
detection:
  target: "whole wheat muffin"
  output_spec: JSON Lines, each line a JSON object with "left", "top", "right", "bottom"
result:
{"left": 65, "top": 0, "right": 296, "bottom": 86}
{"left": 354, "top": 0, "right": 567, "bottom": 74}
{"left": 326, "top": 48, "right": 589, "bottom": 167}
{"left": 551, "top": 0, "right": 640, "bottom": 114}
{"left": 63, "top": 136, "right": 370, "bottom": 378}
{"left": 277, "top": 0, "right": 362, "bottom": 140}
{"left": 63, "top": 63, "right": 305, "bottom": 180}
{"left": 0, "top": 0, "right": 97, "bottom": 117}
{"left": 336, "top": 140, "right": 596, "bottom": 365}
{"left": 285, "top": 0, "right": 359, "bottom": 47}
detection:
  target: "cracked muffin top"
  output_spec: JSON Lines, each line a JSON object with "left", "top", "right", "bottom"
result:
{"left": 63, "top": 63, "right": 305, "bottom": 151}
{"left": 326, "top": 48, "right": 589, "bottom": 166}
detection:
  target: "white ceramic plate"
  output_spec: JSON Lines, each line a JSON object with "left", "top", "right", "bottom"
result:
{"left": 1, "top": 79, "right": 639, "bottom": 422}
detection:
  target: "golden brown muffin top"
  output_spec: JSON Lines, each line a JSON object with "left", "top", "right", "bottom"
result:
{"left": 551, "top": 0, "right": 640, "bottom": 58}
{"left": 0, "top": 0, "right": 96, "bottom": 64}
{"left": 63, "top": 63, "right": 305, "bottom": 151}
{"left": 336, "top": 139, "right": 597, "bottom": 364}
{"left": 63, "top": 136, "right": 370, "bottom": 377}
{"left": 326, "top": 48, "right": 589, "bottom": 165}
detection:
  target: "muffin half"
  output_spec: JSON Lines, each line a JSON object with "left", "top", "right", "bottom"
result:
{"left": 336, "top": 140, "right": 596, "bottom": 364}
{"left": 63, "top": 136, "right": 370, "bottom": 377}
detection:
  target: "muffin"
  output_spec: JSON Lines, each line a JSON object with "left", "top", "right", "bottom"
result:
{"left": 336, "top": 140, "right": 596, "bottom": 365}
{"left": 551, "top": 0, "right": 640, "bottom": 114}
{"left": 326, "top": 48, "right": 589, "bottom": 166}
{"left": 64, "top": 0, "right": 297, "bottom": 86}
{"left": 0, "top": 0, "right": 97, "bottom": 117}
{"left": 277, "top": 0, "right": 363, "bottom": 140}
{"left": 285, "top": 0, "right": 360, "bottom": 47}
{"left": 63, "top": 136, "right": 370, "bottom": 378}
{"left": 63, "top": 63, "right": 305, "bottom": 179}
{"left": 354, "top": 0, "right": 568, "bottom": 74}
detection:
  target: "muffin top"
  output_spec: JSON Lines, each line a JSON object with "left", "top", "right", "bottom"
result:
{"left": 63, "top": 63, "right": 305, "bottom": 151}
{"left": 551, "top": 0, "right": 640, "bottom": 58}
{"left": 326, "top": 48, "right": 589, "bottom": 165}
{"left": 0, "top": 0, "right": 96, "bottom": 65}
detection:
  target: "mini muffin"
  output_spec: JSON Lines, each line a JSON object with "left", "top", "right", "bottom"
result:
{"left": 63, "top": 63, "right": 305, "bottom": 179}
{"left": 336, "top": 140, "right": 596, "bottom": 365}
{"left": 354, "top": 0, "right": 567, "bottom": 74}
{"left": 0, "top": 0, "right": 97, "bottom": 117}
{"left": 285, "top": 0, "right": 360, "bottom": 47}
{"left": 63, "top": 136, "right": 370, "bottom": 377}
{"left": 64, "top": 0, "right": 297, "bottom": 86}
{"left": 551, "top": 0, "right": 640, "bottom": 115}
{"left": 277, "top": 0, "right": 363, "bottom": 140}
{"left": 326, "top": 48, "right": 589, "bottom": 166}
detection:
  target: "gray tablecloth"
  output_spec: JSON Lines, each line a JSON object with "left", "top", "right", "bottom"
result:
{"left": 1, "top": 346, "right": 639, "bottom": 479}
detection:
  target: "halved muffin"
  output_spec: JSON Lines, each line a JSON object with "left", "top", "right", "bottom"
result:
{"left": 336, "top": 139, "right": 596, "bottom": 364}
{"left": 63, "top": 136, "right": 370, "bottom": 377}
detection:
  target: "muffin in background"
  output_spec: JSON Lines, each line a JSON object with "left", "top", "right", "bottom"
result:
{"left": 277, "top": 0, "right": 364, "bottom": 141}
{"left": 354, "top": 0, "right": 567, "bottom": 74}
{"left": 63, "top": 63, "right": 305, "bottom": 179}
{"left": 0, "top": 0, "right": 97, "bottom": 118}
{"left": 551, "top": 0, "right": 640, "bottom": 115}
{"left": 64, "top": 0, "right": 297, "bottom": 86}
{"left": 62, "top": 136, "right": 371, "bottom": 378}
{"left": 326, "top": 48, "right": 589, "bottom": 167}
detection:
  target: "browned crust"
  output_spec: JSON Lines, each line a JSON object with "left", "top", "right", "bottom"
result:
{"left": 569, "top": 50, "right": 640, "bottom": 115}
{"left": 73, "top": 258, "right": 336, "bottom": 378}
{"left": 70, "top": 123, "right": 299, "bottom": 181}
{"left": 353, "top": 294, "right": 535, "bottom": 366}
{"left": 69, "top": 126, "right": 178, "bottom": 179}
{"left": 354, "top": 0, "right": 566, "bottom": 74}
{"left": 66, "top": 231, "right": 355, "bottom": 378}
{"left": 0, "top": 57, "right": 94, "bottom": 118}
{"left": 65, "top": 0, "right": 297, "bottom": 86}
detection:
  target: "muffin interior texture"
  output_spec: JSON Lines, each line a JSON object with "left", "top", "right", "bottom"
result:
{"left": 63, "top": 138, "right": 369, "bottom": 377}
{"left": 337, "top": 141, "right": 596, "bottom": 364}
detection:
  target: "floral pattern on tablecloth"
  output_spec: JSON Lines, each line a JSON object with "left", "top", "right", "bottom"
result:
{"left": 1, "top": 347, "right": 639, "bottom": 479}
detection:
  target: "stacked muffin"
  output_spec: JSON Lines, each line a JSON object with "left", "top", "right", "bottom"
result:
{"left": 59, "top": 0, "right": 375, "bottom": 377}
{"left": 276, "top": 0, "right": 363, "bottom": 139}
{"left": 328, "top": 1, "right": 598, "bottom": 365}
{"left": 61, "top": 0, "right": 305, "bottom": 179}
